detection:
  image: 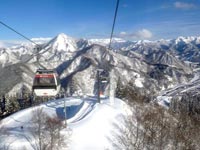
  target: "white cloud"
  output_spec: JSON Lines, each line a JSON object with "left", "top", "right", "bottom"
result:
{"left": 137, "top": 29, "right": 153, "bottom": 39}
{"left": 0, "top": 41, "right": 5, "bottom": 48}
{"left": 31, "top": 37, "right": 52, "bottom": 41}
{"left": 0, "top": 40, "right": 28, "bottom": 48}
{"left": 174, "top": 1, "right": 196, "bottom": 9}
{"left": 119, "top": 29, "right": 153, "bottom": 40}
{"left": 119, "top": 31, "right": 127, "bottom": 35}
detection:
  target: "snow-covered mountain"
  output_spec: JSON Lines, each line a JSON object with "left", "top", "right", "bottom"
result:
{"left": 1, "top": 34, "right": 200, "bottom": 150}
{"left": 0, "top": 33, "right": 199, "bottom": 98}
{"left": 89, "top": 37, "right": 132, "bottom": 49}
{"left": 118, "top": 36, "right": 200, "bottom": 63}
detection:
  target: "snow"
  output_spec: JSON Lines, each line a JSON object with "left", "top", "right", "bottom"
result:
{"left": 0, "top": 97, "right": 128, "bottom": 150}
{"left": 176, "top": 36, "right": 197, "bottom": 44}
{"left": 135, "top": 78, "right": 143, "bottom": 88}
{"left": 52, "top": 33, "right": 77, "bottom": 52}
{"left": 70, "top": 103, "right": 120, "bottom": 150}
{"left": 0, "top": 54, "right": 7, "bottom": 66}
{"left": 156, "top": 70, "right": 200, "bottom": 108}
{"left": 156, "top": 96, "right": 172, "bottom": 108}
{"left": 89, "top": 38, "right": 127, "bottom": 46}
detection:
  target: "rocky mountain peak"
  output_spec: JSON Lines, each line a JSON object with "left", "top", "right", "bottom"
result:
{"left": 47, "top": 33, "right": 78, "bottom": 52}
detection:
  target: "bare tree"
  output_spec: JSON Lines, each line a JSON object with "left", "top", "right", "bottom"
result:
{"left": 142, "top": 105, "right": 174, "bottom": 150}
{"left": 22, "top": 108, "right": 47, "bottom": 150}
{"left": 111, "top": 92, "right": 180, "bottom": 150}
{"left": 45, "top": 116, "right": 69, "bottom": 150}
{"left": 23, "top": 108, "right": 70, "bottom": 150}
{"left": 170, "top": 111, "right": 200, "bottom": 150}
{"left": 110, "top": 104, "right": 145, "bottom": 150}
{"left": 111, "top": 100, "right": 200, "bottom": 150}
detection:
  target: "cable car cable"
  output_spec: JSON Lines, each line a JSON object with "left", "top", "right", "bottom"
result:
{"left": 0, "top": 21, "right": 45, "bottom": 65}
{"left": 0, "top": 21, "right": 40, "bottom": 47}
{"left": 108, "top": 0, "right": 120, "bottom": 49}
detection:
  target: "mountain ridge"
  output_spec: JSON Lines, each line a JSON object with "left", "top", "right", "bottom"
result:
{"left": 0, "top": 33, "right": 198, "bottom": 97}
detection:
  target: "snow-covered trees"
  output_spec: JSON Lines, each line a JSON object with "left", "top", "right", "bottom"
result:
{"left": 112, "top": 86, "right": 200, "bottom": 150}
{"left": 112, "top": 102, "right": 200, "bottom": 149}
{"left": 0, "top": 94, "right": 54, "bottom": 119}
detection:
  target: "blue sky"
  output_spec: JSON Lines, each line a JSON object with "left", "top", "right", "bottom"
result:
{"left": 0, "top": 0, "right": 200, "bottom": 41}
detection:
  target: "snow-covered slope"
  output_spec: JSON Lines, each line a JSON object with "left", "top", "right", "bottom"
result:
{"left": 0, "top": 97, "right": 128, "bottom": 150}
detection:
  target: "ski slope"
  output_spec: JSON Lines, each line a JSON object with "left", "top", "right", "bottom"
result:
{"left": 0, "top": 97, "right": 128, "bottom": 150}
{"left": 156, "top": 70, "right": 200, "bottom": 107}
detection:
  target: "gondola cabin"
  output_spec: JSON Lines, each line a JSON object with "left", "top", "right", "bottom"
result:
{"left": 32, "top": 69, "right": 60, "bottom": 97}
